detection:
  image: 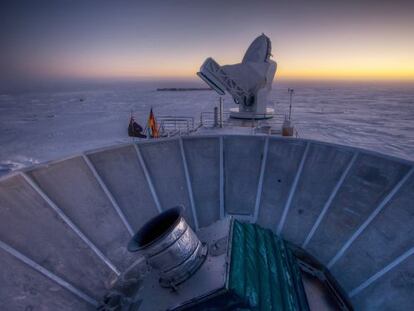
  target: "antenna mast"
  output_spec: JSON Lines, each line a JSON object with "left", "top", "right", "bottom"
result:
{"left": 288, "top": 88, "right": 294, "bottom": 121}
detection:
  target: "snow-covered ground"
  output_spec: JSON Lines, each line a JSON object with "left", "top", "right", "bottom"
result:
{"left": 0, "top": 80, "right": 413, "bottom": 176}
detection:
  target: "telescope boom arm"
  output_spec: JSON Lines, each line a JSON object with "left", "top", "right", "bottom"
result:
{"left": 197, "top": 58, "right": 249, "bottom": 104}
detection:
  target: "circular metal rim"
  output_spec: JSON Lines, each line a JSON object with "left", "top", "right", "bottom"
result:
{"left": 128, "top": 206, "right": 184, "bottom": 252}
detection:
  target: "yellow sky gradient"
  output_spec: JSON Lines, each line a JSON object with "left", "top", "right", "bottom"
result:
{"left": 3, "top": 1, "right": 414, "bottom": 83}
{"left": 40, "top": 27, "right": 414, "bottom": 82}
{"left": 61, "top": 57, "right": 414, "bottom": 81}
{"left": 55, "top": 47, "right": 414, "bottom": 82}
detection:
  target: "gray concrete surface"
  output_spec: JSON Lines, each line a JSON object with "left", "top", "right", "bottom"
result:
{"left": 182, "top": 137, "right": 220, "bottom": 228}
{"left": 256, "top": 138, "right": 307, "bottom": 230}
{"left": 28, "top": 156, "right": 136, "bottom": 271}
{"left": 331, "top": 172, "right": 414, "bottom": 292}
{"left": 281, "top": 142, "right": 354, "bottom": 246}
{"left": 223, "top": 136, "right": 265, "bottom": 215}
{"left": 302, "top": 272, "right": 339, "bottom": 310}
{"left": 138, "top": 140, "right": 195, "bottom": 227}
{"left": 306, "top": 153, "right": 411, "bottom": 264}
{"left": 87, "top": 145, "right": 159, "bottom": 232}
{"left": 0, "top": 174, "right": 115, "bottom": 300}
{"left": 351, "top": 252, "right": 414, "bottom": 311}
{"left": 0, "top": 248, "right": 94, "bottom": 310}
{"left": 0, "top": 135, "right": 413, "bottom": 310}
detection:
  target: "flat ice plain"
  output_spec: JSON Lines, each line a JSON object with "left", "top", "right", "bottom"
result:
{"left": 0, "top": 80, "right": 413, "bottom": 176}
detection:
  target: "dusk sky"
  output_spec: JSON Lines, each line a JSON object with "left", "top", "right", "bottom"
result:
{"left": 1, "top": 0, "right": 414, "bottom": 86}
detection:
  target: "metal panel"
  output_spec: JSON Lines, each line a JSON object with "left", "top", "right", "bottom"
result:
{"left": 331, "top": 169, "right": 414, "bottom": 291}
{"left": 0, "top": 240, "right": 98, "bottom": 306}
{"left": 302, "top": 152, "right": 358, "bottom": 249}
{"left": 22, "top": 172, "right": 120, "bottom": 275}
{"left": 0, "top": 174, "right": 115, "bottom": 299}
{"left": 220, "top": 136, "right": 225, "bottom": 219}
{"left": 281, "top": 143, "right": 354, "bottom": 246}
{"left": 306, "top": 153, "right": 411, "bottom": 264}
{"left": 257, "top": 139, "right": 307, "bottom": 230}
{"left": 134, "top": 144, "right": 163, "bottom": 213}
{"left": 1, "top": 135, "right": 413, "bottom": 310}
{"left": 351, "top": 249, "right": 414, "bottom": 311}
{"left": 277, "top": 142, "right": 310, "bottom": 234}
{"left": 253, "top": 137, "right": 269, "bottom": 223}
{"left": 87, "top": 145, "right": 159, "bottom": 232}
{"left": 179, "top": 138, "right": 199, "bottom": 230}
{"left": 224, "top": 136, "right": 266, "bottom": 215}
{"left": 0, "top": 247, "right": 94, "bottom": 310}
{"left": 28, "top": 156, "right": 135, "bottom": 271}
{"left": 182, "top": 137, "right": 220, "bottom": 228}
{"left": 83, "top": 154, "right": 134, "bottom": 236}
{"left": 139, "top": 140, "right": 195, "bottom": 227}
{"left": 328, "top": 167, "right": 414, "bottom": 268}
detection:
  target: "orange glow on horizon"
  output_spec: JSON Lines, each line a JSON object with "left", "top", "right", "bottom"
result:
{"left": 48, "top": 50, "right": 414, "bottom": 82}
{"left": 61, "top": 65, "right": 414, "bottom": 82}
{"left": 4, "top": 0, "right": 414, "bottom": 85}
{"left": 44, "top": 39, "right": 414, "bottom": 82}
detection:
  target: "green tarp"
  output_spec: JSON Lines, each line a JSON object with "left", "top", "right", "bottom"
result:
{"left": 228, "top": 220, "right": 309, "bottom": 311}
{"left": 178, "top": 220, "right": 309, "bottom": 310}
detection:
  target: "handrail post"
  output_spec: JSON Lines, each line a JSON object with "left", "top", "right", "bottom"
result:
{"left": 219, "top": 97, "right": 224, "bottom": 128}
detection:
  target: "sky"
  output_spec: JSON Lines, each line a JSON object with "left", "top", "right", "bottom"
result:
{"left": 1, "top": 0, "right": 414, "bottom": 88}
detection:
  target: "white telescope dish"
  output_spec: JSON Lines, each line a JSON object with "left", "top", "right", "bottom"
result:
{"left": 197, "top": 34, "right": 277, "bottom": 119}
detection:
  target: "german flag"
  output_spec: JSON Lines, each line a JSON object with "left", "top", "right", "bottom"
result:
{"left": 147, "top": 108, "right": 159, "bottom": 138}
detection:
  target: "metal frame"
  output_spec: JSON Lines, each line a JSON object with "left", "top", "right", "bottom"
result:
{"left": 349, "top": 245, "right": 414, "bottom": 298}
{"left": 1, "top": 135, "right": 413, "bottom": 309}
{"left": 179, "top": 137, "right": 199, "bottom": 231}
{"left": 302, "top": 152, "right": 359, "bottom": 249}
{"left": 328, "top": 167, "right": 414, "bottom": 268}
{"left": 277, "top": 142, "right": 310, "bottom": 234}
{"left": 133, "top": 144, "right": 163, "bottom": 213}
{"left": 82, "top": 154, "right": 134, "bottom": 236}
{"left": 0, "top": 239, "right": 98, "bottom": 307}
{"left": 219, "top": 136, "right": 225, "bottom": 219}
{"left": 21, "top": 172, "right": 121, "bottom": 276}
{"left": 253, "top": 137, "right": 269, "bottom": 223}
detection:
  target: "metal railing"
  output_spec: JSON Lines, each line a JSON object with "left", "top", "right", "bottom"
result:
{"left": 157, "top": 116, "right": 197, "bottom": 137}
{"left": 198, "top": 110, "right": 284, "bottom": 134}
{"left": 199, "top": 111, "right": 231, "bottom": 128}
{"left": 154, "top": 110, "right": 293, "bottom": 138}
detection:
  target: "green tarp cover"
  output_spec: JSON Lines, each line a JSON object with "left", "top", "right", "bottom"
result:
{"left": 228, "top": 220, "right": 309, "bottom": 311}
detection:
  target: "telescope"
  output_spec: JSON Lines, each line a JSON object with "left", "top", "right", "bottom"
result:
{"left": 197, "top": 34, "right": 277, "bottom": 119}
